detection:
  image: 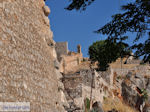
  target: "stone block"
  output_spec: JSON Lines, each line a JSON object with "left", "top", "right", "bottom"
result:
{"left": 43, "top": 5, "right": 50, "bottom": 16}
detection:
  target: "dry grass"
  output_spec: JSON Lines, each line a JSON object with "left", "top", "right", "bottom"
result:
{"left": 103, "top": 97, "right": 138, "bottom": 112}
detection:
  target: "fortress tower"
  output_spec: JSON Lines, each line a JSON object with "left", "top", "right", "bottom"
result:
{"left": 77, "top": 44, "right": 81, "bottom": 54}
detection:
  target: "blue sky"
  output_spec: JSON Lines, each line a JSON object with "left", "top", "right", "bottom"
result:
{"left": 46, "top": 0, "right": 135, "bottom": 57}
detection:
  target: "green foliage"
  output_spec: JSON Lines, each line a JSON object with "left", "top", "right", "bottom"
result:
{"left": 66, "top": 0, "right": 150, "bottom": 64}
{"left": 88, "top": 40, "right": 130, "bottom": 71}
{"left": 141, "top": 89, "right": 148, "bottom": 101}
{"left": 83, "top": 58, "right": 86, "bottom": 62}
{"left": 66, "top": 0, "right": 95, "bottom": 11}
{"left": 84, "top": 98, "right": 90, "bottom": 112}
{"left": 84, "top": 98, "right": 98, "bottom": 112}
{"left": 90, "top": 109, "right": 97, "bottom": 112}
{"left": 117, "top": 75, "right": 125, "bottom": 80}
{"left": 103, "top": 96, "right": 106, "bottom": 101}
{"left": 96, "top": 0, "right": 150, "bottom": 63}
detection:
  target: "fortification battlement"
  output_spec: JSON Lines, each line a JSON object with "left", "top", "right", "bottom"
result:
{"left": 55, "top": 42, "right": 83, "bottom": 73}
{"left": 55, "top": 42, "right": 82, "bottom": 58}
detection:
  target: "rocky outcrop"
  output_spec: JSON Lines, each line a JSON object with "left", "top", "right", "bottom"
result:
{"left": 108, "top": 109, "right": 119, "bottom": 112}
{"left": 92, "top": 101, "right": 104, "bottom": 112}
{"left": 0, "top": 0, "right": 65, "bottom": 111}
{"left": 144, "top": 78, "right": 150, "bottom": 112}
{"left": 62, "top": 69, "right": 112, "bottom": 111}
{"left": 121, "top": 72, "right": 150, "bottom": 112}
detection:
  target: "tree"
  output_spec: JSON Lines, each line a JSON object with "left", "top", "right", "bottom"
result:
{"left": 96, "top": 0, "right": 150, "bottom": 63}
{"left": 88, "top": 40, "right": 130, "bottom": 71}
{"left": 66, "top": 0, "right": 95, "bottom": 11}
{"left": 67, "top": 0, "right": 150, "bottom": 63}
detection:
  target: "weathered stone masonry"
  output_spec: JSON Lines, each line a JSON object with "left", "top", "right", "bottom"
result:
{"left": 0, "top": 0, "right": 65, "bottom": 111}
{"left": 55, "top": 42, "right": 83, "bottom": 74}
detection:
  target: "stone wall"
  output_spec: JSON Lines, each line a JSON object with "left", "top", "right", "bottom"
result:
{"left": 98, "top": 68, "right": 113, "bottom": 85}
{"left": 55, "top": 42, "right": 68, "bottom": 61}
{"left": 60, "top": 53, "right": 83, "bottom": 73}
{"left": 111, "top": 65, "right": 150, "bottom": 77}
{"left": 0, "top": 0, "right": 65, "bottom": 111}
{"left": 55, "top": 43, "right": 83, "bottom": 74}
{"left": 112, "top": 68, "right": 133, "bottom": 76}
{"left": 62, "top": 70, "right": 111, "bottom": 110}
{"left": 121, "top": 71, "right": 150, "bottom": 112}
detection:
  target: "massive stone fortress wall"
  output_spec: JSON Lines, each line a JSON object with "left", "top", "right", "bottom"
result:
{"left": 0, "top": 0, "right": 64, "bottom": 111}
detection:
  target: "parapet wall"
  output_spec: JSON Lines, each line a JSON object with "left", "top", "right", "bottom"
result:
{"left": 60, "top": 53, "right": 83, "bottom": 73}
